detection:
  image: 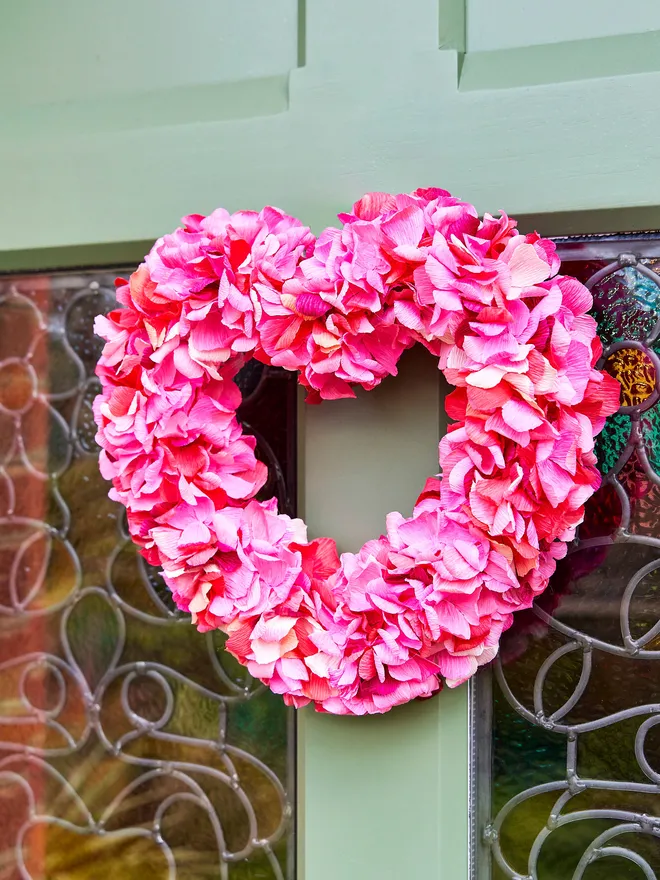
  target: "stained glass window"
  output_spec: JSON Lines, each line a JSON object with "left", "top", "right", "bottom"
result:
{"left": 0, "top": 271, "right": 296, "bottom": 879}
{"left": 475, "top": 238, "right": 660, "bottom": 880}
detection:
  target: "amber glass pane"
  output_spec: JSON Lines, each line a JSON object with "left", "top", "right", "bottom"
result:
{"left": 483, "top": 252, "right": 660, "bottom": 880}
{"left": 0, "top": 272, "right": 296, "bottom": 880}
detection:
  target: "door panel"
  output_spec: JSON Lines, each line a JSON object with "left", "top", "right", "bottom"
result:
{"left": 3, "top": 1, "right": 660, "bottom": 255}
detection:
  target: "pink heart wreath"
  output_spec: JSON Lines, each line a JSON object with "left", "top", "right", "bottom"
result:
{"left": 94, "top": 188, "right": 620, "bottom": 715}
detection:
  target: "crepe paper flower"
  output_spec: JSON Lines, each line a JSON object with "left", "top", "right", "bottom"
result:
{"left": 94, "top": 188, "right": 620, "bottom": 716}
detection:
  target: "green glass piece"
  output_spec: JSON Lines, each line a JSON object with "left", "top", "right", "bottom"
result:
{"left": 640, "top": 405, "right": 660, "bottom": 472}
{"left": 594, "top": 411, "right": 631, "bottom": 476}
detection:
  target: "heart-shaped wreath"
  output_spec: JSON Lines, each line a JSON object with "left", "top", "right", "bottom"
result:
{"left": 94, "top": 188, "right": 620, "bottom": 715}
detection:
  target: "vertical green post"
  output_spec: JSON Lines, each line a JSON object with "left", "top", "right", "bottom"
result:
{"left": 298, "top": 348, "right": 469, "bottom": 879}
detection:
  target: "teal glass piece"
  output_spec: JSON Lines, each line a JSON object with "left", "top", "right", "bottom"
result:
{"left": 591, "top": 266, "right": 660, "bottom": 346}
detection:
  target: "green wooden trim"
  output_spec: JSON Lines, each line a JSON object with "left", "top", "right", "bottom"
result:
{"left": 2, "top": 77, "right": 290, "bottom": 140}
{"left": 517, "top": 206, "right": 660, "bottom": 238}
{"left": 438, "top": 0, "right": 465, "bottom": 52}
{"left": 3, "top": 205, "right": 657, "bottom": 276}
{"left": 460, "top": 29, "right": 660, "bottom": 90}
{"left": 0, "top": 242, "right": 151, "bottom": 274}
{"left": 297, "top": 0, "right": 307, "bottom": 67}
{"left": 439, "top": 0, "right": 465, "bottom": 77}
{"left": 438, "top": 685, "right": 470, "bottom": 872}
{"left": 298, "top": 688, "right": 468, "bottom": 880}
{"left": 438, "top": 0, "right": 467, "bottom": 82}
{"left": 5, "top": 62, "right": 660, "bottom": 252}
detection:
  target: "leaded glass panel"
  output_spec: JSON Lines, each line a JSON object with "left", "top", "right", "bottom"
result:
{"left": 0, "top": 271, "right": 296, "bottom": 879}
{"left": 475, "top": 239, "right": 660, "bottom": 880}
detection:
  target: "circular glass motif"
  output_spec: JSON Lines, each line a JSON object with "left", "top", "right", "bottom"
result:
{"left": 604, "top": 347, "right": 657, "bottom": 408}
{"left": 0, "top": 360, "right": 35, "bottom": 412}
{"left": 591, "top": 266, "right": 660, "bottom": 346}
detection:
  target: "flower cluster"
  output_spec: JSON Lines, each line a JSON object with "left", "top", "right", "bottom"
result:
{"left": 94, "top": 188, "right": 620, "bottom": 715}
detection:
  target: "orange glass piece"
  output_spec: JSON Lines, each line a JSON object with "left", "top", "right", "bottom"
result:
{"left": 604, "top": 346, "right": 656, "bottom": 407}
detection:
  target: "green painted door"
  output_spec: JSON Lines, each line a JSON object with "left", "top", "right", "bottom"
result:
{"left": 2, "top": 3, "right": 659, "bottom": 877}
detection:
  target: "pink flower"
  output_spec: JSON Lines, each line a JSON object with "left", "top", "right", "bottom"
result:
{"left": 255, "top": 187, "right": 481, "bottom": 402}
{"left": 102, "top": 208, "right": 313, "bottom": 389}
{"left": 224, "top": 538, "right": 342, "bottom": 707}
{"left": 305, "top": 506, "right": 522, "bottom": 714}
{"left": 256, "top": 221, "right": 414, "bottom": 402}
{"left": 152, "top": 500, "right": 307, "bottom": 628}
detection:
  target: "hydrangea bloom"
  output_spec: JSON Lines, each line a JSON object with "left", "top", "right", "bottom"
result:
{"left": 94, "top": 189, "right": 620, "bottom": 716}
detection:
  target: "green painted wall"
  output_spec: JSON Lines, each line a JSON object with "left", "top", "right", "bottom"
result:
{"left": 1, "top": 2, "right": 658, "bottom": 877}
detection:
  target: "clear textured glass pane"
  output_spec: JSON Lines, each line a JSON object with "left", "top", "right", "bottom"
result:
{"left": 0, "top": 272, "right": 296, "bottom": 879}
{"left": 477, "top": 250, "right": 660, "bottom": 880}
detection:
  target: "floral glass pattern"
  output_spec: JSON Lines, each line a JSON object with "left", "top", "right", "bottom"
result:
{"left": 0, "top": 271, "right": 296, "bottom": 880}
{"left": 476, "top": 241, "right": 660, "bottom": 880}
